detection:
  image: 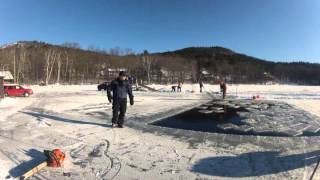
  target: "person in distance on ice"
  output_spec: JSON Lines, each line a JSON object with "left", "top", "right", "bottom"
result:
{"left": 199, "top": 80, "right": 204, "bottom": 93}
{"left": 107, "top": 71, "right": 134, "bottom": 128}
{"left": 220, "top": 80, "right": 227, "bottom": 99}
{"left": 177, "top": 82, "right": 182, "bottom": 92}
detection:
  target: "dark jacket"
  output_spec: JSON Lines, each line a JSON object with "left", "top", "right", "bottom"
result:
{"left": 220, "top": 83, "right": 227, "bottom": 92}
{"left": 199, "top": 81, "right": 204, "bottom": 87}
{"left": 107, "top": 78, "right": 134, "bottom": 101}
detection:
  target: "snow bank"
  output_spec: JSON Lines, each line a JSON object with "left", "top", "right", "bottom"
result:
{"left": 148, "top": 83, "right": 216, "bottom": 93}
{"left": 0, "top": 97, "right": 34, "bottom": 121}
{"left": 147, "top": 83, "right": 320, "bottom": 100}
{"left": 0, "top": 97, "right": 18, "bottom": 107}
{"left": 29, "top": 84, "right": 97, "bottom": 94}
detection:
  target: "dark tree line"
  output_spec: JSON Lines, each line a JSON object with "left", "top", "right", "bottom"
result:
{"left": 161, "top": 47, "right": 320, "bottom": 85}
{"left": 0, "top": 41, "right": 319, "bottom": 85}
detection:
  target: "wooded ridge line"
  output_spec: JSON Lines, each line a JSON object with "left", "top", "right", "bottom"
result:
{"left": 0, "top": 41, "right": 319, "bottom": 85}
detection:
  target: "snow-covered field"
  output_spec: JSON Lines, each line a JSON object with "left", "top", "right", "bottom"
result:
{"left": 0, "top": 84, "right": 319, "bottom": 179}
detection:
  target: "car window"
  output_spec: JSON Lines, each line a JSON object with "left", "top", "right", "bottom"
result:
{"left": 15, "top": 86, "right": 21, "bottom": 90}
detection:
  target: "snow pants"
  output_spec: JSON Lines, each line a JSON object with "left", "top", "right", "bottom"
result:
{"left": 112, "top": 98, "right": 127, "bottom": 125}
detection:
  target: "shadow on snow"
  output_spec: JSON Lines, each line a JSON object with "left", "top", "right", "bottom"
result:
{"left": 192, "top": 150, "right": 320, "bottom": 177}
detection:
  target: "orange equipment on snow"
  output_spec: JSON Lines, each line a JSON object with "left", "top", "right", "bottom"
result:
{"left": 20, "top": 149, "right": 66, "bottom": 179}
{"left": 44, "top": 149, "right": 66, "bottom": 167}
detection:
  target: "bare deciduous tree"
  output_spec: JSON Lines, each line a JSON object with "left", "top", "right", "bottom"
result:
{"left": 141, "top": 50, "right": 153, "bottom": 84}
{"left": 56, "top": 51, "right": 62, "bottom": 84}
{"left": 45, "top": 48, "right": 59, "bottom": 85}
{"left": 61, "top": 42, "right": 81, "bottom": 49}
{"left": 109, "top": 47, "right": 121, "bottom": 56}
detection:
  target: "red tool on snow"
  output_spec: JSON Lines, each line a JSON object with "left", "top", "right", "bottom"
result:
{"left": 20, "top": 149, "right": 65, "bottom": 180}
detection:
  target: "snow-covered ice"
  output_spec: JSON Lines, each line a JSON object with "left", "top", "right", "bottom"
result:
{"left": 0, "top": 84, "right": 319, "bottom": 179}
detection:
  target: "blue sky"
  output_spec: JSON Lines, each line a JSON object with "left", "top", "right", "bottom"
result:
{"left": 0, "top": 0, "right": 319, "bottom": 62}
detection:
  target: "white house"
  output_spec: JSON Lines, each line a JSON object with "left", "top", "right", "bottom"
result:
{"left": 0, "top": 71, "right": 14, "bottom": 83}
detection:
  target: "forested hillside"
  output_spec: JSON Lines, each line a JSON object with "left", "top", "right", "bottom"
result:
{"left": 160, "top": 47, "right": 320, "bottom": 84}
{"left": 0, "top": 41, "right": 319, "bottom": 85}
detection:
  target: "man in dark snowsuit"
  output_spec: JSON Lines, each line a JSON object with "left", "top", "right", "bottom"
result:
{"left": 177, "top": 82, "right": 182, "bottom": 92}
{"left": 220, "top": 80, "right": 227, "bottom": 99}
{"left": 199, "top": 81, "right": 204, "bottom": 93}
{"left": 107, "top": 71, "right": 134, "bottom": 128}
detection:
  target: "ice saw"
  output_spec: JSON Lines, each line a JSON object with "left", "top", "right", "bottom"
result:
{"left": 20, "top": 149, "right": 65, "bottom": 180}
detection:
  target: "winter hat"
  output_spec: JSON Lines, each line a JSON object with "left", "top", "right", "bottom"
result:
{"left": 119, "top": 71, "right": 127, "bottom": 76}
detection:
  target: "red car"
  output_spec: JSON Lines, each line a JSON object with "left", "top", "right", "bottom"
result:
{"left": 4, "top": 84, "right": 33, "bottom": 97}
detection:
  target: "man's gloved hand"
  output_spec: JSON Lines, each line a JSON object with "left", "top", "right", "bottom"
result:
{"left": 130, "top": 98, "right": 134, "bottom": 106}
{"left": 108, "top": 97, "right": 112, "bottom": 103}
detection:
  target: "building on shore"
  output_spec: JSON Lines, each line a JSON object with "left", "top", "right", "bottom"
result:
{"left": 0, "top": 71, "right": 14, "bottom": 84}
{"left": 99, "top": 68, "right": 128, "bottom": 81}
